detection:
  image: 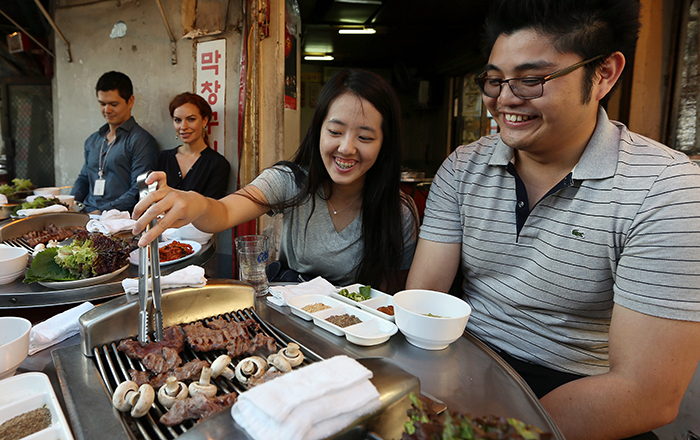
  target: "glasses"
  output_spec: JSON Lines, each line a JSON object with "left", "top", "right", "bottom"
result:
{"left": 474, "top": 55, "right": 606, "bottom": 100}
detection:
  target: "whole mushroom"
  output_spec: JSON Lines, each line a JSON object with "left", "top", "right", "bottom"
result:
{"left": 112, "top": 380, "right": 155, "bottom": 418}
{"left": 188, "top": 366, "right": 217, "bottom": 398}
{"left": 210, "top": 354, "right": 235, "bottom": 380}
{"left": 267, "top": 353, "right": 292, "bottom": 373}
{"left": 234, "top": 356, "right": 267, "bottom": 385}
{"left": 158, "top": 376, "right": 188, "bottom": 409}
{"left": 278, "top": 342, "right": 304, "bottom": 367}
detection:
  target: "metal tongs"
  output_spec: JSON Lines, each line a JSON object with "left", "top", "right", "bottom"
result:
{"left": 136, "top": 172, "right": 163, "bottom": 344}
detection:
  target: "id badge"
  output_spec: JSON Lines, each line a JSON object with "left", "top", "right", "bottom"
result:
{"left": 94, "top": 178, "right": 106, "bottom": 196}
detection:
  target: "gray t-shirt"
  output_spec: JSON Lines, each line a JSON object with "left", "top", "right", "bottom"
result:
{"left": 251, "top": 165, "right": 416, "bottom": 286}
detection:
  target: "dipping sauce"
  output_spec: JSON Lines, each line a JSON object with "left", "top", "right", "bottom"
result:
{"left": 326, "top": 313, "right": 362, "bottom": 328}
{"left": 377, "top": 305, "right": 394, "bottom": 315}
{"left": 302, "top": 303, "right": 331, "bottom": 313}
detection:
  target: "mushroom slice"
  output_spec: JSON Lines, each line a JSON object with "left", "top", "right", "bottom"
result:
{"left": 267, "top": 353, "right": 292, "bottom": 373}
{"left": 234, "top": 356, "right": 267, "bottom": 385}
{"left": 158, "top": 376, "right": 188, "bottom": 409}
{"left": 130, "top": 384, "right": 156, "bottom": 418}
{"left": 210, "top": 355, "right": 235, "bottom": 380}
{"left": 278, "top": 342, "right": 304, "bottom": 367}
{"left": 188, "top": 366, "right": 217, "bottom": 398}
{"left": 112, "top": 380, "right": 138, "bottom": 412}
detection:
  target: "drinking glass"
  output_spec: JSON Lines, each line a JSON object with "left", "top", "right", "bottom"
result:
{"left": 234, "top": 235, "right": 269, "bottom": 296}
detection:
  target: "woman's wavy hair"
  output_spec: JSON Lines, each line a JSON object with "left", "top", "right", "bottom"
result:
{"left": 271, "top": 68, "right": 416, "bottom": 289}
{"left": 169, "top": 92, "right": 213, "bottom": 147}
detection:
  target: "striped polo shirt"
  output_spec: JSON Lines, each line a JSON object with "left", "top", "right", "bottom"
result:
{"left": 420, "top": 108, "right": 700, "bottom": 376}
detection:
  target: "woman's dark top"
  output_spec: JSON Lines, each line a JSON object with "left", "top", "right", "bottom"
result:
{"left": 157, "top": 146, "right": 231, "bottom": 199}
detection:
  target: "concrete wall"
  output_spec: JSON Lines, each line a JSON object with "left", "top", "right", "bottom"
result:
{"left": 52, "top": 0, "right": 241, "bottom": 191}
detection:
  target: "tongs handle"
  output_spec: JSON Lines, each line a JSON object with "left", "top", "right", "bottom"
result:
{"left": 150, "top": 216, "right": 164, "bottom": 341}
{"left": 136, "top": 172, "right": 162, "bottom": 344}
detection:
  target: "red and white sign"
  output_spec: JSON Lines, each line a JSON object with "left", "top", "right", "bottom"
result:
{"left": 196, "top": 39, "right": 226, "bottom": 156}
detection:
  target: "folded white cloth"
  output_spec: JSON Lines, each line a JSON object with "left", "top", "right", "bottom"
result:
{"left": 86, "top": 209, "right": 136, "bottom": 235}
{"left": 0, "top": 194, "right": 7, "bottom": 204}
{"left": 17, "top": 204, "right": 68, "bottom": 217}
{"left": 267, "top": 276, "right": 334, "bottom": 306}
{"left": 122, "top": 265, "right": 207, "bottom": 294}
{"left": 29, "top": 302, "right": 94, "bottom": 355}
{"left": 231, "top": 355, "right": 381, "bottom": 440}
{"left": 162, "top": 223, "right": 214, "bottom": 245}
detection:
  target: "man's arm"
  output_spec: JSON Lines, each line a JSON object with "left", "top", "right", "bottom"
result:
{"left": 70, "top": 140, "right": 91, "bottom": 203}
{"left": 541, "top": 304, "right": 700, "bottom": 440}
{"left": 406, "top": 238, "right": 461, "bottom": 293}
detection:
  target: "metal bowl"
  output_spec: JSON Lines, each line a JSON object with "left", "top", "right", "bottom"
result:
{"left": 0, "top": 204, "right": 19, "bottom": 220}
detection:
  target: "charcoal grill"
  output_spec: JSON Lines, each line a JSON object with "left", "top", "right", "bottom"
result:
{"left": 54, "top": 281, "right": 420, "bottom": 440}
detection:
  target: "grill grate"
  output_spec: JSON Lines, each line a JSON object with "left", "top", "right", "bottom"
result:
{"left": 91, "top": 307, "right": 321, "bottom": 440}
{"left": 1, "top": 237, "right": 33, "bottom": 252}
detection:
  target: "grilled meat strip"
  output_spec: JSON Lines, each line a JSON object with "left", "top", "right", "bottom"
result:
{"left": 183, "top": 318, "right": 277, "bottom": 358}
{"left": 129, "top": 359, "right": 210, "bottom": 389}
{"left": 141, "top": 346, "right": 182, "bottom": 374}
{"left": 22, "top": 224, "right": 84, "bottom": 247}
{"left": 160, "top": 393, "right": 238, "bottom": 426}
{"left": 117, "top": 326, "right": 185, "bottom": 359}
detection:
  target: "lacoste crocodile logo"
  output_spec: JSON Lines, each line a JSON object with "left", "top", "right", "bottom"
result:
{"left": 572, "top": 229, "right": 585, "bottom": 238}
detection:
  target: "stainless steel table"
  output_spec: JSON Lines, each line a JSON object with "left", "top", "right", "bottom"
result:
{"left": 14, "top": 291, "right": 564, "bottom": 440}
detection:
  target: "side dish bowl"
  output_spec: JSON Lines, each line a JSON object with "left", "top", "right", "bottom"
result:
{"left": 33, "top": 187, "right": 61, "bottom": 197}
{"left": 393, "top": 289, "right": 471, "bottom": 350}
{"left": 0, "top": 317, "right": 32, "bottom": 380}
{"left": 0, "top": 246, "right": 29, "bottom": 284}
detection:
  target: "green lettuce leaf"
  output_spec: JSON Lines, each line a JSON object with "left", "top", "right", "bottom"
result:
{"left": 23, "top": 248, "right": 77, "bottom": 283}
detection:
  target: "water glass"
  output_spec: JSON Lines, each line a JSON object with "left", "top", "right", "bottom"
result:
{"left": 235, "top": 235, "right": 269, "bottom": 296}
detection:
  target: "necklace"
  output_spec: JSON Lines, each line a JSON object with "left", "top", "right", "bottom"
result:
{"left": 327, "top": 194, "right": 361, "bottom": 215}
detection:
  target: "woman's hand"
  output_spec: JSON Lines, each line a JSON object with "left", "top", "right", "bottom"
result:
{"left": 131, "top": 171, "right": 209, "bottom": 246}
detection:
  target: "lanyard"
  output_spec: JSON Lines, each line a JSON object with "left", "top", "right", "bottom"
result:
{"left": 98, "top": 135, "right": 117, "bottom": 179}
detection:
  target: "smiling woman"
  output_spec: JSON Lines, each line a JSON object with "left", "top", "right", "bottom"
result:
{"left": 156, "top": 92, "right": 231, "bottom": 200}
{"left": 133, "top": 69, "right": 419, "bottom": 292}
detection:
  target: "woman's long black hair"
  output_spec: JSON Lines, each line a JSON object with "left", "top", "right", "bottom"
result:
{"left": 266, "top": 69, "right": 416, "bottom": 289}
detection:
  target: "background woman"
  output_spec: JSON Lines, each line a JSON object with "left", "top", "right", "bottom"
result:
{"left": 157, "top": 92, "right": 231, "bottom": 199}
{"left": 135, "top": 69, "right": 418, "bottom": 292}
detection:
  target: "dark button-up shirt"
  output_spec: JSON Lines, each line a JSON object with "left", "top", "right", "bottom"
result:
{"left": 71, "top": 117, "right": 158, "bottom": 213}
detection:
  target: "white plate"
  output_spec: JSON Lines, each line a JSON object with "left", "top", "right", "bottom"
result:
{"left": 128, "top": 240, "right": 202, "bottom": 266}
{"left": 331, "top": 284, "right": 395, "bottom": 322}
{"left": 38, "top": 264, "right": 128, "bottom": 289}
{"left": 0, "top": 372, "right": 75, "bottom": 440}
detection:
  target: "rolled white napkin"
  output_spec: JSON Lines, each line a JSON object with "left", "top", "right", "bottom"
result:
{"left": 29, "top": 302, "right": 94, "bottom": 355}
{"left": 267, "top": 276, "right": 334, "bottom": 306}
{"left": 231, "top": 355, "right": 381, "bottom": 440}
{"left": 0, "top": 194, "right": 7, "bottom": 204}
{"left": 121, "top": 265, "right": 207, "bottom": 294}
{"left": 86, "top": 209, "right": 136, "bottom": 235}
{"left": 17, "top": 204, "right": 68, "bottom": 217}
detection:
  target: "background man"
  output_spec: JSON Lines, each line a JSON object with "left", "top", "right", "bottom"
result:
{"left": 407, "top": 1, "right": 700, "bottom": 439}
{"left": 71, "top": 71, "right": 158, "bottom": 214}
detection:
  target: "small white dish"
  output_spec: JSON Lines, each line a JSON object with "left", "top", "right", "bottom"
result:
{"left": 0, "top": 372, "right": 74, "bottom": 440}
{"left": 331, "top": 283, "right": 388, "bottom": 304}
{"left": 331, "top": 284, "right": 395, "bottom": 322}
{"left": 128, "top": 240, "right": 202, "bottom": 266}
{"left": 311, "top": 304, "right": 398, "bottom": 346}
{"left": 287, "top": 294, "right": 346, "bottom": 321}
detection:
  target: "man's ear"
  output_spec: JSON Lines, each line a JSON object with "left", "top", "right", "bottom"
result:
{"left": 595, "top": 51, "right": 626, "bottom": 101}
{"left": 127, "top": 95, "right": 135, "bottom": 109}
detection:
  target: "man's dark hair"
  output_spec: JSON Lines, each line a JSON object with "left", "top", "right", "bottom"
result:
{"left": 482, "top": 0, "right": 641, "bottom": 102}
{"left": 95, "top": 71, "right": 133, "bottom": 102}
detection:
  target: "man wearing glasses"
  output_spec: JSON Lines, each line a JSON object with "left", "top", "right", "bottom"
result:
{"left": 408, "top": 1, "right": 700, "bottom": 439}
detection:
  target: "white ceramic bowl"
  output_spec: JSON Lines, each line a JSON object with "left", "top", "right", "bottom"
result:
{"left": 0, "top": 317, "right": 32, "bottom": 380}
{"left": 33, "top": 187, "right": 60, "bottom": 197}
{"left": 0, "top": 246, "right": 29, "bottom": 283}
{"left": 393, "top": 289, "right": 472, "bottom": 350}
